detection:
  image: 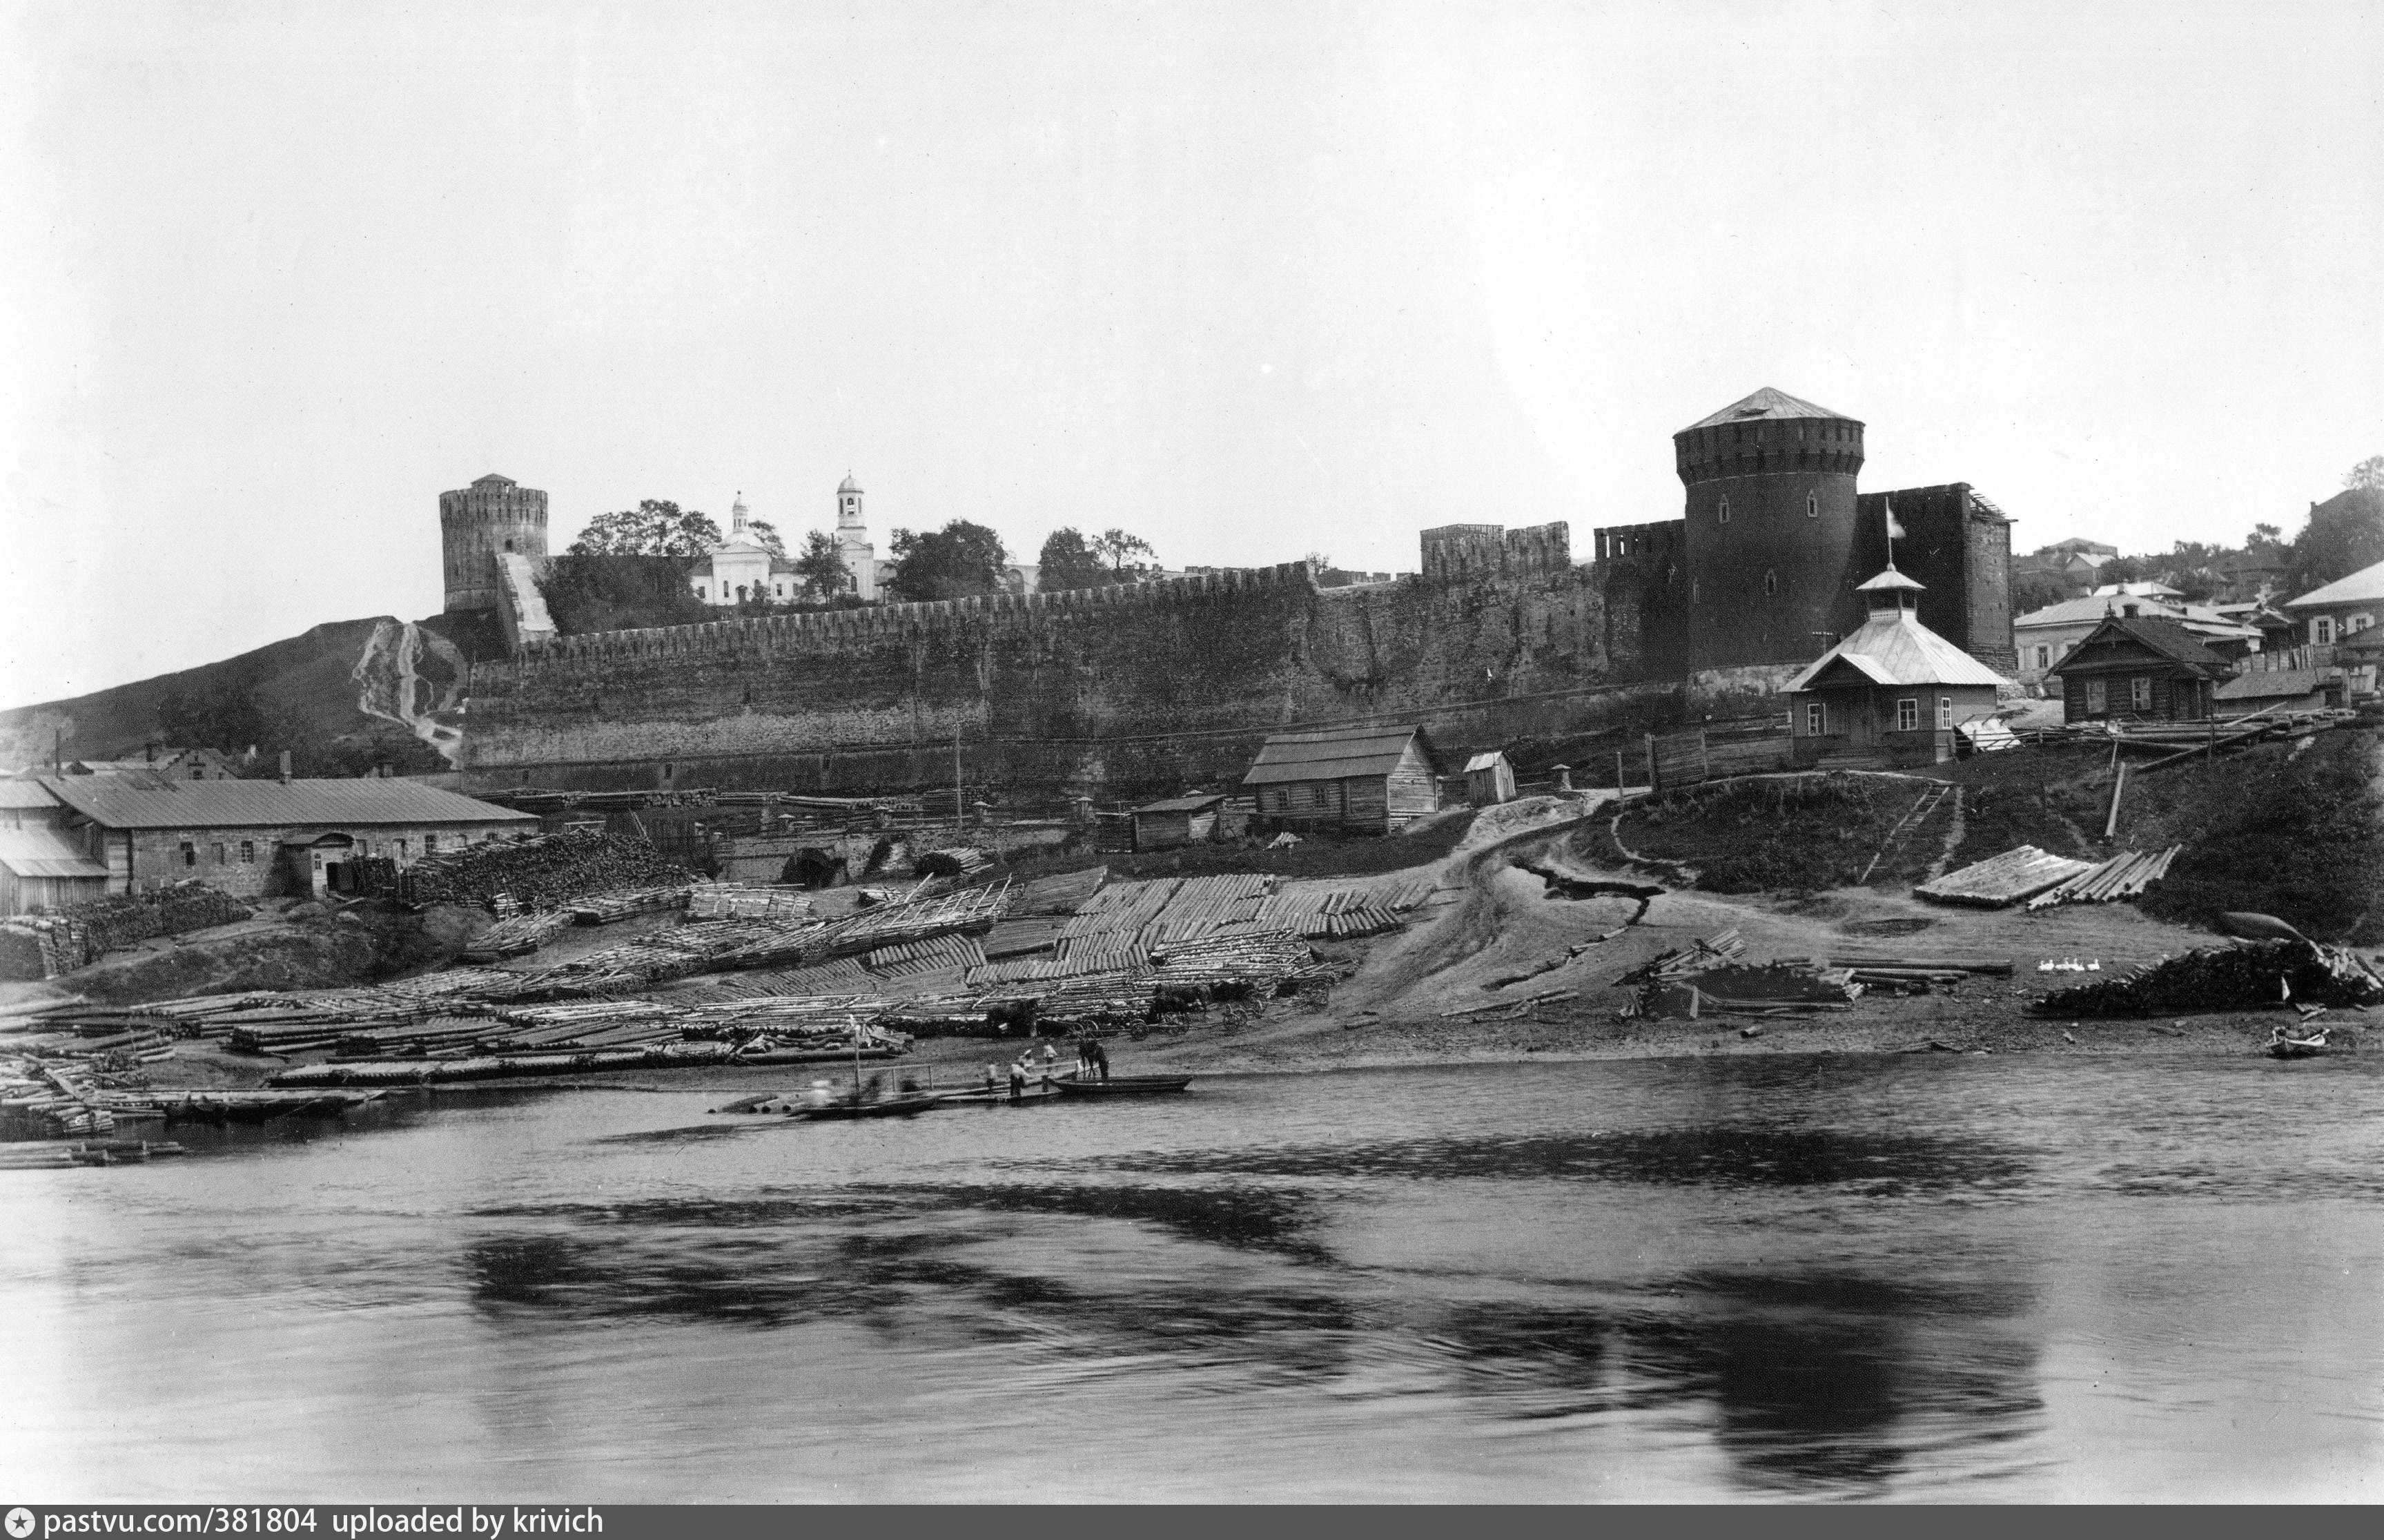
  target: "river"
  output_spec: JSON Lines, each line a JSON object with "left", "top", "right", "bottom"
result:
{"left": 5, "top": 1053, "right": 2381, "bottom": 1502}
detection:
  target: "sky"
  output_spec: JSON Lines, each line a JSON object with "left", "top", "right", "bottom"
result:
{"left": 3, "top": 0, "right": 2381, "bottom": 706}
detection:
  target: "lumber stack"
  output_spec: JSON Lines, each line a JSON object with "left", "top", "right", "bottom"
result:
{"left": 1146, "top": 929, "right": 1316, "bottom": 994}
{"left": 1915, "top": 846, "right": 2099, "bottom": 908}
{"left": 0, "top": 881, "right": 252, "bottom": 980}
{"left": 1015, "top": 866, "right": 1108, "bottom": 915}
{"left": 391, "top": 826, "right": 694, "bottom": 910}
{"left": 460, "top": 910, "right": 574, "bottom": 962}
{"left": 912, "top": 846, "right": 994, "bottom": 879}
{"left": 684, "top": 885, "right": 813, "bottom": 922}
{"left": 2024, "top": 846, "right": 2183, "bottom": 909}
{"left": 2029, "top": 939, "right": 2384, "bottom": 1017}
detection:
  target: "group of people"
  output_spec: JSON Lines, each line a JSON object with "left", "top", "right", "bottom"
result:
{"left": 984, "top": 1037, "right": 1112, "bottom": 1100}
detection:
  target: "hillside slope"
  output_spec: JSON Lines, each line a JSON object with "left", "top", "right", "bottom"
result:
{"left": 0, "top": 610, "right": 498, "bottom": 774}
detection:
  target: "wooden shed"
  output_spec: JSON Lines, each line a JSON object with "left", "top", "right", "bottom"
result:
{"left": 0, "top": 827, "right": 111, "bottom": 915}
{"left": 2045, "top": 613, "right": 2233, "bottom": 723}
{"left": 1130, "top": 794, "right": 1227, "bottom": 851}
{"left": 1242, "top": 724, "right": 1439, "bottom": 834}
{"left": 1462, "top": 752, "right": 1517, "bottom": 806}
{"left": 2211, "top": 668, "right": 2341, "bottom": 719}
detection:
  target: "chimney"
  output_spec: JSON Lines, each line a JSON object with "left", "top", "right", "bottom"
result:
{"left": 2123, "top": 603, "right": 2140, "bottom": 618}
{"left": 278, "top": 750, "right": 292, "bottom": 784}
{"left": 144, "top": 740, "right": 158, "bottom": 764}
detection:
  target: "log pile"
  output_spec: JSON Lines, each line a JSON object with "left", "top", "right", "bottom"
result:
{"left": 1915, "top": 846, "right": 2100, "bottom": 908}
{"left": 912, "top": 846, "right": 994, "bottom": 879}
{"left": 1015, "top": 866, "right": 1108, "bottom": 915}
{"left": 460, "top": 910, "right": 574, "bottom": 962}
{"left": 569, "top": 886, "right": 695, "bottom": 924}
{"left": 2024, "top": 847, "right": 2183, "bottom": 909}
{"left": 0, "top": 881, "right": 253, "bottom": 979}
{"left": 1146, "top": 930, "right": 1315, "bottom": 993}
{"left": 2029, "top": 939, "right": 2384, "bottom": 1017}
{"left": 864, "top": 933, "right": 987, "bottom": 979}
{"left": 684, "top": 885, "right": 814, "bottom": 922}
{"left": 389, "top": 827, "right": 693, "bottom": 910}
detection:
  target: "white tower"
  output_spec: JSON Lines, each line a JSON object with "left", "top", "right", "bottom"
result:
{"left": 834, "top": 472, "right": 877, "bottom": 600}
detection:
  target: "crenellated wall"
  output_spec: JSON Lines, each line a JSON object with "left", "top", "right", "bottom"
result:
{"left": 461, "top": 547, "right": 1670, "bottom": 799}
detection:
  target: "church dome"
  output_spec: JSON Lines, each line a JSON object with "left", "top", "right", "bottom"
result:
{"left": 838, "top": 473, "right": 862, "bottom": 494}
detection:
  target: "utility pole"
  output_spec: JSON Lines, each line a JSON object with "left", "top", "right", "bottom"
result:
{"left": 954, "top": 726, "right": 964, "bottom": 832}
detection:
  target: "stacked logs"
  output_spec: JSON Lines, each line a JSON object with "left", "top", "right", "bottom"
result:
{"left": 2029, "top": 939, "right": 2384, "bottom": 1017}
{"left": 391, "top": 827, "right": 693, "bottom": 910}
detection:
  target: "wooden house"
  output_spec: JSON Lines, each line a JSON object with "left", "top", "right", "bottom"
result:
{"left": 1130, "top": 794, "right": 1226, "bottom": 851}
{"left": 1241, "top": 724, "right": 1439, "bottom": 834}
{"left": 1462, "top": 752, "right": 1517, "bottom": 806}
{"left": 2044, "top": 611, "right": 2234, "bottom": 723}
{"left": 0, "top": 827, "right": 110, "bottom": 915}
{"left": 1784, "top": 563, "right": 2012, "bottom": 768}
{"left": 2212, "top": 669, "right": 2340, "bottom": 719}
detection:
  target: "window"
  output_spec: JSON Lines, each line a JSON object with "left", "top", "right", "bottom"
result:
{"left": 2353, "top": 615, "right": 2374, "bottom": 634}
{"left": 239, "top": 841, "right": 254, "bottom": 864}
{"left": 2033, "top": 645, "right": 2051, "bottom": 670}
{"left": 2085, "top": 679, "right": 2107, "bottom": 714}
{"left": 396, "top": 839, "right": 407, "bottom": 859}
{"left": 1717, "top": 497, "right": 1730, "bottom": 525}
{"left": 424, "top": 834, "right": 438, "bottom": 854}
{"left": 1896, "top": 698, "right": 1919, "bottom": 731}
{"left": 211, "top": 842, "right": 226, "bottom": 864}
{"left": 180, "top": 841, "right": 195, "bottom": 866}
{"left": 1806, "top": 492, "right": 1818, "bottom": 519}
{"left": 2130, "top": 676, "right": 2152, "bottom": 712}
{"left": 2315, "top": 617, "right": 2334, "bottom": 644}
{"left": 1762, "top": 569, "right": 1778, "bottom": 596}
{"left": 1937, "top": 698, "right": 1953, "bottom": 730}
{"left": 1805, "top": 701, "right": 1826, "bottom": 735}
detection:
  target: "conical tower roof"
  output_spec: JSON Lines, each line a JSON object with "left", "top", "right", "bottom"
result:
{"left": 1681, "top": 387, "right": 1857, "bottom": 432}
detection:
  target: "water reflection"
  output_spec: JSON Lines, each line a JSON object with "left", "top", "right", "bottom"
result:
{"left": 1106, "top": 1125, "right": 2033, "bottom": 1196}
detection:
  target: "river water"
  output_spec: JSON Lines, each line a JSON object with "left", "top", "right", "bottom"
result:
{"left": 6, "top": 1053, "right": 2383, "bottom": 1502}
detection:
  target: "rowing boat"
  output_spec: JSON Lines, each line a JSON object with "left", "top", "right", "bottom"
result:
{"left": 1049, "top": 1074, "right": 1194, "bottom": 1097}
{"left": 2266, "top": 1031, "right": 2329, "bottom": 1060}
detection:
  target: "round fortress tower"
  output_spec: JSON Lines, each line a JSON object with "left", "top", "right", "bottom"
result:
{"left": 1675, "top": 387, "right": 1865, "bottom": 672}
{"left": 440, "top": 472, "right": 549, "bottom": 613}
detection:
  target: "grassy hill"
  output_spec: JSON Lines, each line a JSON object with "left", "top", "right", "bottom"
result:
{"left": 0, "top": 610, "right": 501, "bottom": 776}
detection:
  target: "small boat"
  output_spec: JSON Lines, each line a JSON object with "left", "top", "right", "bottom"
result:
{"left": 1050, "top": 1074, "right": 1194, "bottom": 1097}
{"left": 2267, "top": 1030, "right": 2329, "bottom": 1060}
{"left": 797, "top": 1093, "right": 946, "bottom": 1120}
{"left": 938, "top": 1083, "right": 1062, "bottom": 1105}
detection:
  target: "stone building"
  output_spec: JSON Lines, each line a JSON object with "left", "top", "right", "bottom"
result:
{"left": 688, "top": 495, "right": 799, "bottom": 606}
{"left": 38, "top": 776, "right": 538, "bottom": 899}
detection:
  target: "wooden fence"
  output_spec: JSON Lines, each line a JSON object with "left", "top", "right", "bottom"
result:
{"left": 1642, "top": 725, "right": 1796, "bottom": 792}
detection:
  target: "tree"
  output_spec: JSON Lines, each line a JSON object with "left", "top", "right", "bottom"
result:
{"left": 2346, "top": 456, "right": 2384, "bottom": 492}
{"left": 1036, "top": 527, "right": 1109, "bottom": 592}
{"left": 2011, "top": 569, "right": 2075, "bottom": 617}
{"left": 567, "top": 499, "right": 721, "bottom": 557}
{"left": 2286, "top": 486, "right": 2384, "bottom": 595}
{"left": 745, "top": 519, "right": 788, "bottom": 560}
{"left": 792, "top": 530, "right": 851, "bottom": 598}
{"left": 885, "top": 520, "right": 1008, "bottom": 601}
{"left": 1094, "top": 527, "right": 1156, "bottom": 578}
{"left": 535, "top": 553, "right": 714, "bottom": 634}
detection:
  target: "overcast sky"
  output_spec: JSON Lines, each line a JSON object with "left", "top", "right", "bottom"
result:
{"left": 4, "top": 0, "right": 2381, "bottom": 706}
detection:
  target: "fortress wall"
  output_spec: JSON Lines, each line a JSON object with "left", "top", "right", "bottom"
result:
{"left": 462, "top": 549, "right": 1651, "bottom": 798}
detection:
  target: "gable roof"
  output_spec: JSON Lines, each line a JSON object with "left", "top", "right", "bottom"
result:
{"left": 2214, "top": 670, "right": 2331, "bottom": 701}
{"left": 1462, "top": 752, "right": 1509, "bottom": 774}
{"left": 2044, "top": 616, "right": 2234, "bottom": 676}
{"left": 36, "top": 777, "right": 543, "bottom": 832}
{"left": 0, "top": 780, "right": 63, "bottom": 811}
{"left": 1682, "top": 387, "right": 1855, "bottom": 431}
{"left": 1785, "top": 609, "right": 2011, "bottom": 692}
{"left": 1132, "top": 795, "right": 1227, "bottom": 815}
{"left": 0, "top": 826, "right": 109, "bottom": 880}
{"left": 2285, "top": 557, "right": 2384, "bottom": 610}
{"left": 1242, "top": 724, "right": 1431, "bottom": 786}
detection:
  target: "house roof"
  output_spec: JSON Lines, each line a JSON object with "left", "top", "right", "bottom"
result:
{"left": 1681, "top": 387, "right": 1855, "bottom": 431}
{"left": 1133, "top": 795, "right": 1227, "bottom": 815}
{"left": 36, "top": 777, "right": 542, "bottom": 832}
{"left": 0, "top": 780, "right": 63, "bottom": 811}
{"left": 2285, "top": 557, "right": 2384, "bottom": 610}
{"left": 1242, "top": 725, "right": 1430, "bottom": 786}
{"left": 0, "top": 826, "right": 109, "bottom": 880}
{"left": 1785, "top": 609, "right": 2011, "bottom": 692}
{"left": 2013, "top": 596, "right": 2259, "bottom": 643}
{"left": 2214, "top": 670, "right": 2331, "bottom": 701}
{"left": 2336, "top": 625, "right": 2384, "bottom": 656}
{"left": 1462, "top": 752, "right": 1509, "bottom": 774}
{"left": 2044, "top": 616, "right": 2234, "bottom": 676}
{"left": 2091, "top": 581, "right": 2184, "bottom": 598}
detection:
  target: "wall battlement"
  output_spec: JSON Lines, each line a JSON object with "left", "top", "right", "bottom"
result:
{"left": 1419, "top": 522, "right": 1572, "bottom": 581}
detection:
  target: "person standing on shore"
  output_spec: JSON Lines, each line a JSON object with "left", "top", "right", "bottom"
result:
{"left": 1007, "top": 1056, "right": 1028, "bottom": 1102}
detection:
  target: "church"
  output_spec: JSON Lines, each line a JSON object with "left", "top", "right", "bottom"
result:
{"left": 686, "top": 476, "right": 886, "bottom": 606}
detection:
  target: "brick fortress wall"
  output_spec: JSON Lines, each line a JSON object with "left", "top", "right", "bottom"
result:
{"left": 461, "top": 527, "right": 1679, "bottom": 800}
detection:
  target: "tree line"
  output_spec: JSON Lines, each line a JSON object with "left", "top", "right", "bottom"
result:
{"left": 2013, "top": 454, "right": 2383, "bottom": 614}
{"left": 536, "top": 498, "right": 1173, "bottom": 633}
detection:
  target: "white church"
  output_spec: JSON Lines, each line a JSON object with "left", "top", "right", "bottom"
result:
{"left": 687, "top": 474, "right": 886, "bottom": 605}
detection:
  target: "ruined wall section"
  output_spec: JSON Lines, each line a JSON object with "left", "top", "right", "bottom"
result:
{"left": 462, "top": 529, "right": 1636, "bottom": 799}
